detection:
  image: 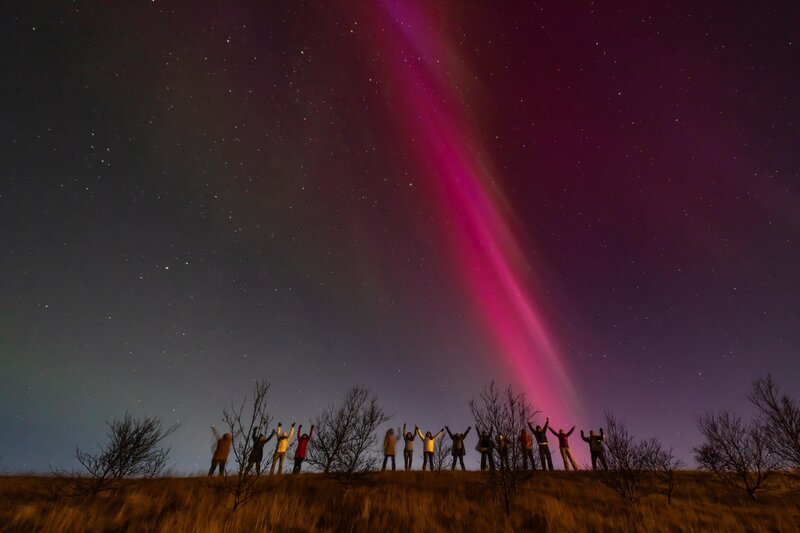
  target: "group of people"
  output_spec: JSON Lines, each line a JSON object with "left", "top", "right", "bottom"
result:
{"left": 209, "top": 417, "right": 609, "bottom": 477}
{"left": 380, "top": 419, "right": 608, "bottom": 473}
{"left": 208, "top": 422, "right": 313, "bottom": 477}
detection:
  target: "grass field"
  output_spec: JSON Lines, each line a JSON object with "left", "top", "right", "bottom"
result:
{"left": 2, "top": 471, "right": 798, "bottom": 532}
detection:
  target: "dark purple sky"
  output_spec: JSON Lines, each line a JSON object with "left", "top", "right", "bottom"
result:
{"left": 2, "top": 1, "right": 798, "bottom": 472}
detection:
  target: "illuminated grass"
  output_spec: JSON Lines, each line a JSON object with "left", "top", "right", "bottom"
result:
{"left": 1, "top": 471, "right": 798, "bottom": 532}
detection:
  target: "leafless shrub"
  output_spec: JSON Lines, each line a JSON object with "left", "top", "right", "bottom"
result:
{"left": 217, "top": 379, "right": 278, "bottom": 513}
{"left": 469, "top": 382, "right": 535, "bottom": 514}
{"left": 600, "top": 413, "right": 659, "bottom": 508}
{"left": 749, "top": 375, "right": 800, "bottom": 475}
{"left": 306, "top": 386, "right": 389, "bottom": 494}
{"left": 433, "top": 433, "right": 452, "bottom": 472}
{"left": 70, "top": 412, "right": 178, "bottom": 497}
{"left": 694, "top": 410, "right": 779, "bottom": 500}
{"left": 642, "top": 439, "right": 683, "bottom": 504}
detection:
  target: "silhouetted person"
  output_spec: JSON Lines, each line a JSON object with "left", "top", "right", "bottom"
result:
{"left": 209, "top": 426, "right": 232, "bottom": 477}
{"left": 476, "top": 428, "right": 496, "bottom": 471}
{"left": 292, "top": 424, "right": 313, "bottom": 474}
{"left": 270, "top": 422, "right": 295, "bottom": 475}
{"left": 496, "top": 433, "right": 510, "bottom": 470}
{"left": 246, "top": 426, "right": 275, "bottom": 475}
{"left": 581, "top": 428, "right": 608, "bottom": 471}
{"left": 518, "top": 428, "right": 536, "bottom": 470}
{"left": 402, "top": 423, "right": 417, "bottom": 471}
{"left": 418, "top": 426, "right": 444, "bottom": 471}
{"left": 529, "top": 418, "right": 554, "bottom": 471}
{"left": 382, "top": 427, "right": 399, "bottom": 471}
{"left": 550, "top": 425, "right": 579, "bottom": 470}
{"left": 446, "top": 425, "right": 471, "bottom": 471}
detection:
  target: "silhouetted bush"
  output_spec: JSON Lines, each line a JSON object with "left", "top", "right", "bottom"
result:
{"left": 307, "top": 385, "right": 389, "bottom": 493}
{"left": 469, "top": 382, "right": 535, "bottom": 515}
{"left": 694, "top": 410, "right": 779, "bottom": 500}
{"left": 749, "top": 375, "right": 800, "bottom": 475}
{"left": 73, "top": 412, "right": 178, "bottom": 496}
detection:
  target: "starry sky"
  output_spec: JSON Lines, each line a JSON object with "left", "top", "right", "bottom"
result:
{"left": 2, "top": 1, "right": 799, "bottom": 472}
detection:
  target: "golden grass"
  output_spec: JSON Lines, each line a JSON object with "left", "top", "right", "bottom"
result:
{"left": 1, "top": 471, "right": 798, "bottom": 532}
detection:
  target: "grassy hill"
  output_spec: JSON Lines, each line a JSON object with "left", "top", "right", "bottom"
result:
{"left": 2, "top": 471, "right": 798, "bottom": 532}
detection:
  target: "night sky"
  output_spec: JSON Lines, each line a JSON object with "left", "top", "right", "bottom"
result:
{"left": 2, "top": 1, "right": 799, "bottom": 473}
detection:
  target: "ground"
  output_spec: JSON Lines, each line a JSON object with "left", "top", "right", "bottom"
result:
{"left": 1, "top": 471, "right": 798, "bottom": 532}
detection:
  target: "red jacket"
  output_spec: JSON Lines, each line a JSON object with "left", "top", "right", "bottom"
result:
{"left": 550, "top": 426, "right": 574, "bottom": 448}
{"left": 518, "top": 431, "right": 533, "bottom": 450}
{"left": 294, "top": 427, "right": 314, "bottom": 459}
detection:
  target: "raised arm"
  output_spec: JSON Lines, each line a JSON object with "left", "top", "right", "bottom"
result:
{"left": 265, "top": 429, "right": 276, "bottom": 442}
{"left": 417, "top": 428, "right": 425, "bottom": 440}
{"left": 211, "top": 425, "right": 222, "bottom": 441}
{"left": 288, "top": 423, "right": 296, "bottom": 440}
{"left": 308, "top": 425, "right": 314, "bottom": 440}
{"left": 543, "top": 418, "right": 550, "bottom": 432}
{"left": 296, "top": 425, "right": 303, "bottom": 441}
{"left": 599, "top": 428, "right": 605, "bottom": 440}
{"left": 252, "top": 426, "right": 259, "bottom": 441}
{"left": 548, "top": 426, "right": 558, "bottom": 437}
{"left": 446, "top": 426, "right": 454, "bottom": 439}
{"left": 566, "top": 426, "right": 575, "bottom": 436}
{"left": 528, "top": 421, "right": 536, "bottom": 434}
{"left": 463, "top": 426, "right": 471, "bottom": 437}
{"left": 433, "top": 430, "right": 443, "bottom": 441}
{"left": 581, "top": 430, "right": 589, "bottom": 442}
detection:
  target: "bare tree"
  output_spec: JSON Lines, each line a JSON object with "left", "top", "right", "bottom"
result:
{"left": 694, "top": 410, "right": 779, "bottom": 500}
{"left": 306, "top": 386, "right": 389, "bottom": 494}
{"left": 599, "top": 413, "right": 659, "bottom": 508}
{"left": 469, "top": 382, "right": 534, "bottom": 515}
{"left": 217, "top": 380, "right": 277, "bottom": 513}
{"left": 642, "top": 439, "right": 683, "bottom": 504}
{"left": 748, "top": 375, "right": 800, "bottom": 474}
{"left": 72, "top": 412, "right": 178, "bottom": 496}
{"left": 433, "top": 431, "right": 452, "bottom": 472}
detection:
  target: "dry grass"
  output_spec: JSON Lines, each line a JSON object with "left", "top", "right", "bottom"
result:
{"left": 1, "top": 471, "right": 798, "bottom": 532}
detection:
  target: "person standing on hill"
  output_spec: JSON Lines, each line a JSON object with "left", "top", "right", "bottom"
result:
{"left": 496, "top": 433, "right": 510, "bottom": 470}
{"left": 417, "top": 426, "right": 444, "bottom": 471}
{"left": 382, "top": 427, "right": 399, "bottom": 471}
{"left": 518, "top": 428, "right": 536, "bottom": 470}
{"left": 402, "top": 423, "right": 417, "bottom": 471}
{"left": 550, "top": 424, "right": 579, "bottom": 470}
{"left": 476, "top": 427, "right": 496, "bottom": 471}
{"left": 246, "top": 426, "right": 275, "bottom": 475}
{"left": 445, "top": 425, "right": 471, "bottom": 471}
{"left": 581, "top": 428, "right": 608, "bottom": 471}
{"left": 209, "top": 426, "right": 233, "bottom": 477}
{"left": 529, "top": 418, "right": 554, "bottom": 471}
{"left": 292, "top": 424, "right": 314, "bottom": 474}
{"left": 270, "top": 422, "right": 295, "bottom": 475}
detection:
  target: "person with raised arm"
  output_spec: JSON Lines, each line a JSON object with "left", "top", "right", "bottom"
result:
{"left": 581, "top": 427, "right": 608, "bottom": 471}
{"left": 402, "top": 423, "right": 417, "bottom": 471}
{"left": 549, "top": 424, "right": 579, "bottom": 470}
{"left": 292, "top": 424, "right": 314, "bottom": 474}
{"left": 270, "top": 422, "right": 295, "bottom": 475}
{"left": 528, "top": 417, "right": 554, "bottom": 471}
{"left": 209, "top": 426, "right": 233, "bottom": 477}
{"left": 246, "top": 425, "right": 275, "bottom": 475}
{"left": 417, "top": 426, "right": 444, "bottom": 471}
{"left": 445, "top": 425, "right": 471, "bottom": 471}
